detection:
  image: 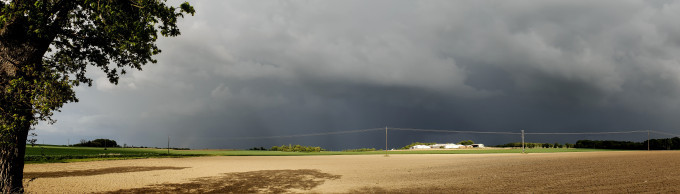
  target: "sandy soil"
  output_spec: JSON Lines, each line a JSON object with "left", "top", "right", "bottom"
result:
{"left": 23, "top": 151, "right": 680, "bottom": 193}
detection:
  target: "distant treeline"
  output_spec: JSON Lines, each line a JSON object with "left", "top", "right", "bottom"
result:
{"left": 496, "top": 137, "right": 680, "bottom": 150}
{"left": 73, "top": 139, "right": 120, "bottom": 148}
{"left": 269, "top": 145, "right": 325, "bottom": 152}
{"left": 575, "top": 137, "right": 680, "bottom": 150}
{"left": 248, "top": 146, "right": 375, "bottom": 152}
{"left": 495, "top": 142, "right": 574, "bottom": 148}
{"left": 342, "top": 148, "right": 376, "bottom": 152}
{"left": 167, "top": 147, "right": 191, "bottom": 150}
{"left": 248, "top": 147, "right": 267, "bottom": 151}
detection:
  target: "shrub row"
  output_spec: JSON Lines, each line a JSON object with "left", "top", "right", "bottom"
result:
{"left": 342, "top": 148, "right": 376, "bottom": 152}
{"left": 495, "top": 142, "right": 575, "bottom": 148}
{"left": 270, "top": 145, "right": 325, "bottom": 152}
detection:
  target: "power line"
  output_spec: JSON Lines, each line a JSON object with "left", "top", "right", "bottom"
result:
{"left": 650, "top": 130, "right": 680, "bottom": 137}
{"left": 225, "top": 128, "right": 384, "bottom": 140}
{"left": 220, "top": 127, "right": 679, "bottom": 141}
{"left": 524, "top": 131, "right": 647, "bottom": 135}
{"left": 388, "top": 127, "right": 520, "bottom": 135}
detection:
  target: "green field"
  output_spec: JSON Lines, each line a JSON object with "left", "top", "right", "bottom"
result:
{"left": 24, "top": 145, "right": 186, "bottom": 163}
{"left": 24, "top": 145, "right": 623, "bottom": 163}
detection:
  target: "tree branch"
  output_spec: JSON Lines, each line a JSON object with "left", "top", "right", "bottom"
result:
{"left": 48, "top": 1, "right": 73, "bottom": 38}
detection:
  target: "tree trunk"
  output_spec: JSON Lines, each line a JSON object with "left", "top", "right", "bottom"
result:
{"left": 0, "top": 122, "right": 29, "bottom": 193}
{"left": 0, "top": 64, "right": 38, "bottom": 193}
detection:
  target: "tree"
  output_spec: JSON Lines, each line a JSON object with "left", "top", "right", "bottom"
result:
{"left": 458, "top": 140, "right": 474, "bottom": 145}
{"left": 73, "top": 138, "right": 119, "bottom": 148}
{"left": 248, "top": 147, "right": 266, "bottom": 151}
{"left": 554, "top": 142, "right": 562, "bottom": 148}
{"left": 0, "top": 1, "right": 194, "bottom": 192}
{"left": 26, "top": 127, "right": 37, "bottom": 147}
{"left": 26, "top": 135, "right": 36, "bottom": 147}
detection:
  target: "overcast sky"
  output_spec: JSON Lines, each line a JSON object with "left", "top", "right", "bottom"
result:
{"left": 35, "top": 0, "right": 680, "bottom": 150}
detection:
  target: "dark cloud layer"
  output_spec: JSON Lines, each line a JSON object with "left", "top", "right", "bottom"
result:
{"left": 37, "top": 0, "right": 680, "bottom": 150}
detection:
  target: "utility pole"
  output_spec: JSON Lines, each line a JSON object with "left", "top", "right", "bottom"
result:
{"left": 521, "top": 130, "right": 525, "bottom": 154}
{"left": 385, "top": 126, "right": 389, "bottom": 157}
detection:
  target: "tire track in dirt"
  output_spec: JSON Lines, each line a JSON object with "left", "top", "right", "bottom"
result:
{"left": 24, "top": 166, "right": 188, "bottom": 179}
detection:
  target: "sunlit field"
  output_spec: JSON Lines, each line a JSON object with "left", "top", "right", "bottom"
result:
{"left": 25, "top": 145, "right": 622, "bottom": 163}
{"left": 23, "top": 151, "right": 680, "bottom": 193}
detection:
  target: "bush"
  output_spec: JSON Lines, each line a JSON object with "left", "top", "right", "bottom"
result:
{"left": 458, "top": 140, "right": 474, "bottom": 145}
{"left": 248, "top": 147, "right": 267, "bottom": 151}
{"left": 73, "top": 139, "right": 120, "bottom": 148}
{"left": 495, "top": 142, "right": 551, "bottom": 148}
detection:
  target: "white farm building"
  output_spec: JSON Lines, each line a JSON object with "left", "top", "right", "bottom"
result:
{"left": 445, "top": 144, "right": 463, "bottom": 149}
{"left": 431, "top": 144, "right": 463, "bottom": 149}
{"left": 410, "top": 145, "right": 432, "bottom": 149}
{"left": 410, "top": 143, "right": 485, "bottom": 149}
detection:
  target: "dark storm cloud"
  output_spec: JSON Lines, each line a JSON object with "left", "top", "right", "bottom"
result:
{"left": 36, "top": 1, "right": 680, "bottom": 149}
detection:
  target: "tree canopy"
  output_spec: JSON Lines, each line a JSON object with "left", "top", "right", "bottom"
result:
{"left": 1, "top": 0, "right": 195, "bottom": 130}
{"left": 74, "top": 138, "right": 119, "bottom": 148}
{"left": 458, "top": 140, "right": 474, "bottom": 145}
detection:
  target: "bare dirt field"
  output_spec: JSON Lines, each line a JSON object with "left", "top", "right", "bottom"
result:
{"left": 23, "top": 151, "right": 680, "bottom": 193}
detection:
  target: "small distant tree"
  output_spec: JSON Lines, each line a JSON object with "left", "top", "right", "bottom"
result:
{"left": 25, "top": 129, "right": 38, "bottom": 147}
{"left": 529, "top": 143, "right": 541, "bottom": 148}
{"left": 458, "top": 140, "right": 474, "bottom": 145}
{"left": 26, "top": 134, "right": 37, "bottom": 147}
{"left": 554, "top": 142, "right": 562, "bottom": 148}
{"left": 542, "top": 143, "right": 551, "bottom": 148}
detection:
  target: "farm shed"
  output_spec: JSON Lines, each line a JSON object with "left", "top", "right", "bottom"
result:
{"left": 410, "top": 145, "right": 432, "bottom": 149}
{"left": 427, "top": 144, "right": 464, "bottom": 149}
{"left": 444, "top": 144, "right": 462, "bottom": 149}
{"left": 431, "top": 144, "right": 448, "bottom": 148}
